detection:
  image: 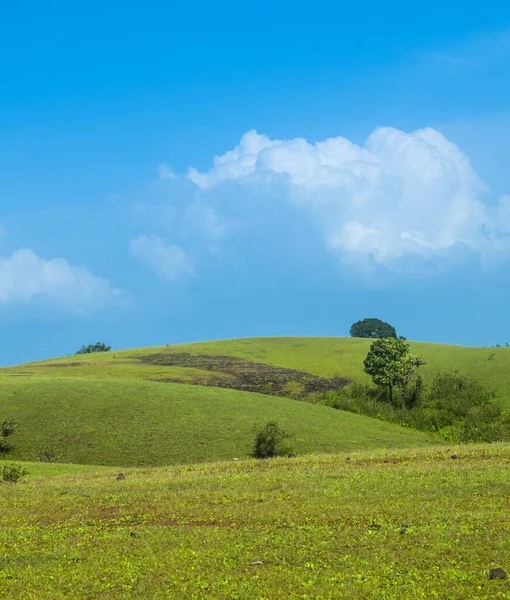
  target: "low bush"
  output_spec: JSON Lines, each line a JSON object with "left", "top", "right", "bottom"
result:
{"left": 316, "top": 372, "right": 509, "bottom": 444}
{"left": 76, "top": 342, "right": 111, "bottom": 355}
{"left": 0, "top": 418, "right": 18, "bottom": 454}
{"left": 252, "top": 421, "right": 292, "bottom": 458}
{"left": 2, "top": 463, "right": 28, "bottom": 483}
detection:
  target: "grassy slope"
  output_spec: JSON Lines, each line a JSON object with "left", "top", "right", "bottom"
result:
{"left": 1, "top": 444, "right": 509, "bottom": 599}
{"left": 17, "top": 336, "right": 510, "bottom": 405}
{"left": 0, "top": 377, "right": 436, "bottom": 466}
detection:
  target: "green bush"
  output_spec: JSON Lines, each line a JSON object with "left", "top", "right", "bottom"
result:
{"left": 0, "top": 418, "right": 18, "bottom": 454}
{"left": 76, "top": 342, "right": 111, "bottom": 355}
{"left": 2, "top": 463, "right": 28, "bottom": 483}
{"left": 252, "top": 421, "right": 292, "bottom": 459}
{"left": 315, "top": 372, "right": 509, "bottom": 444}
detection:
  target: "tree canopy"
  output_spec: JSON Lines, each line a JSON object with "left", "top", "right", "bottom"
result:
{"left": 350, "top": 318, "right": 397, "bottom": 339}
{"left": 75, "top": 342, "right": 111, "bottom": 355}
{"left": 363, "top": 338, "right": 422, "bottom": 403}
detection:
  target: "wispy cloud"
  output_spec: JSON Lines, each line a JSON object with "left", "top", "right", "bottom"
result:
{"left": 130, "top": 234, "right": 194, "bottom": 280}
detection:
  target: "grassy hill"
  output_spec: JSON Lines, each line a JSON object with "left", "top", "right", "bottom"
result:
{"left": 12, "top": 335, "right": 510, "bottom": 403}
{"left": 3, "top": 334, "right": 510, "bottom": 465}
{"left": 0, "top": 377, "right": 436, "bottom": 466}
{"left": 1, "top": 444, "right": 509, "bottom": 599}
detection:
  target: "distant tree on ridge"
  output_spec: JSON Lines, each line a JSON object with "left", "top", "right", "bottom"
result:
{"left": 75, "top": 342, "right": 111, "bottom": 355}
{"left": 350, "top": 318, "right": 397, "bottom": 339}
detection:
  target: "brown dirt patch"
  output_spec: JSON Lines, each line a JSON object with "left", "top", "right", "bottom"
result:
{"left": 138, "top": 352, "right": 350, "bottom": 399}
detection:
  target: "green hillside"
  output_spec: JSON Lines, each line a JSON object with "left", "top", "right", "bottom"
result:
{"left": 0, "top": 377, "right": 436, "bottom": 466}
{"left": 1, "top": 444, "right": 509, "bottom": 599}
{"left": 13, "top": 336, "right": 510, "bottom": 405}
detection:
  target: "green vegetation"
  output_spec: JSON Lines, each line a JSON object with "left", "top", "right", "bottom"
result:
{"left": 0, "top": 417, "right": 18, "bottom": 453}
{"left": 1, "top": 462, "right": 28, "bottom": 483}
{"left": 322, "top": 372, "right": 510, "bottom": 443}
{"left": 76, "top": 342, "right": 111, "bottom": 355}
{"left": 0, "top": 444, "right": 508, "bottom": 599}
{"left": 14, "top": 336, "right": 510, "bottom": 407}
{"left": 350, "top": 317, "right": 397, "bottom": 339}
{"left": 363, "top": 338, "right": 423, "bottom": 403}
{"left": 0, "top": 378, "right": 436, "bottom": 466}
{"left": 252, "top": 420, "right": 292, "bottom": 458}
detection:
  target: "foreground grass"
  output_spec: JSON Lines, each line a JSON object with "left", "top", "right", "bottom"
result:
{"left": 1, "top": 445, "right": 509, "bottom": 599}
{"left": 0, "top": 378, "right": 436, "bottom": 466}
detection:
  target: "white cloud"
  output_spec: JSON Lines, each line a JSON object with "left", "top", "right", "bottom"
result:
{"left": 187, "top": 127, "right": 510, "bottom": 269}
{"left": 183, "top": 202, "right": 227, "bottom": 240}
{"left": 156, "top": 164, "right": 177, "bottom": 180}
{"left": 0, "top": 249, "right": 121, "bottom": 311}
{"left": 130, "top": 235, "right": 193, "bottom": 280}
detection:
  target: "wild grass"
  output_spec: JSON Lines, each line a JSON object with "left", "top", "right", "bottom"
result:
{"left": 1, "top": 444, "right": 508, "bottom": 599}
{"left": 12, "top": 336, "right": 510, "bottom": 406}
{"left": 0, "top": 377, "right": 436, "bottom": 466}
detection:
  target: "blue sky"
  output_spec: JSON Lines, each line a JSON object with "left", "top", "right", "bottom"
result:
{"left": 2, "top": 0, "right": 510, "bottom": 364}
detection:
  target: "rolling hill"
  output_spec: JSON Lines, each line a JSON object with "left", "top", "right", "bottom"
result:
{"left": 3, "top": 335, "right": 508, "bottom": 466}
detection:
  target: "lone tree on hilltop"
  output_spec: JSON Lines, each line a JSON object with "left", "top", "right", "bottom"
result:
{"left": 350, "top": 318, "right": 397, "bottom": 339}
{"left": 75, "top": 342, "right": 111, "bottom": 355}
{"left": 363, "top": 338, "right": 423, "bottom": 404}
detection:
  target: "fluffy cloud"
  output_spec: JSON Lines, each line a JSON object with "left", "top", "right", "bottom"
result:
{"left": 0, "top": 249, "right": 121, "bottom": 311}
{"left": 130, "top": 235, "right": 193, "bottom": 280}
{"left": 187, "top": 127, "right": 510, "bottom": 269}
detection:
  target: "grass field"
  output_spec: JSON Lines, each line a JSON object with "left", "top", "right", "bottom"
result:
{"left": 12, "top": 336, "right": 510, "bottom": 405}
{"left": 3, "top": 335, "right": 510, "bottom": 465}
{"left": 1, "top": 444, "right": 509, "bottom": 599}
{"left": 0, "top": 377, "right": 436, "bottom": 466}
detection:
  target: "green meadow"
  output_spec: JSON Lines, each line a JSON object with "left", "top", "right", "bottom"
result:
{"left": 17, "top": 336, "right": 510, "bottom": 405}
{"left": 1, "top": 336, "right": 509, "bottom": 598}
{"left": 1, "top": 444, "right": 509, "bottom": 599}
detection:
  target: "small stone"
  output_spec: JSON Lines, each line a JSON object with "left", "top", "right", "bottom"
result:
{"left": 489, "top": 568, "right": 507, "bottom": 580}
{"left": 233, "top": 458, "right": 239, "bottom": 461}
{"left": 116, "top": 473, "right": 126, "bottom": 481}
{"left": 251, "top": 561, "right": 264, "bottom": 566}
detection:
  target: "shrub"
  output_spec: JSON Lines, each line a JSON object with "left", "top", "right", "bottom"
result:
{"left": 2, "top": 463, "right": 28, "bottom": 483}
{"left": 252, "top": 421, "right": 292, "bottom": 459}
{"left": 0, "top": 418, "right": 18, "bottom": 454}
{"left": 76, "top": 342, "right": 111, "bottom": 355}
{"left": 314, "top": 371, "right": 509, "bottom": 444}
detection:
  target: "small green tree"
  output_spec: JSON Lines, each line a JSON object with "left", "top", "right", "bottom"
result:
{"left": 363, "top": 338, "right": 422, "bottom": 404}
{"left": 350, "top": 318, "right": 397, "bottom": 339}
{"left": 75, "top": 342, "right": 111, "bottom": 355}
{"left": 252, "top": 421, "right": 292, "bottom": 458}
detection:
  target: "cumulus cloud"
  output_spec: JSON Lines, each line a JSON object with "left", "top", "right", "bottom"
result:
{"left": 186, "top": 127, "right": 510, "bottom": 270}
{"left": 130, "top": 235, "right": 193, "bottom": 280}
{"left": 0, "top": 249, "right": 121, "bottom": 311}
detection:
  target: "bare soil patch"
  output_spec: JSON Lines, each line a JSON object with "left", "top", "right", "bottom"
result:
{"left": 138, "top": 352, "right": 350, "bottom": 398}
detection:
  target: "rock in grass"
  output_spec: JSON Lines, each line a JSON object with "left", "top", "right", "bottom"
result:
{"left": 489, "top": 568, "right": 507, "bottom": 580}
{"left": 116, "top": 473, "right": 126, "bottom": 481}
